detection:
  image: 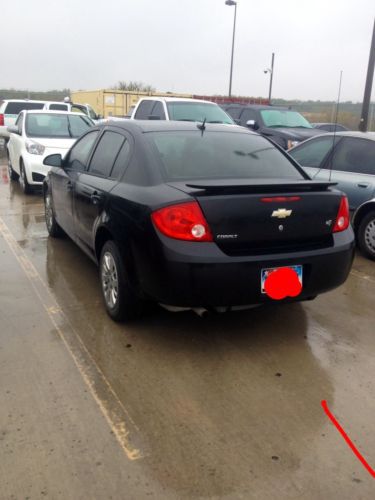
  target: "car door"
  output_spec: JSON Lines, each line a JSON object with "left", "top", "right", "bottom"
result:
{"left": 73, "top": 128, "right": 130, "bottom": 257}
{"left": 323, "top": 137, "right": 375, "bottom": 210}
{"left": 51, "top": 130, "right": 100, "bottom": 237}
{"left": 8, "top": 112, "right": 25, "bottom": 174}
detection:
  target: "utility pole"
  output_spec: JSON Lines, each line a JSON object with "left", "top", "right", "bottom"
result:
{"left": 268, "top": 53, "right": 275, "bottom": 104}
{"left": 225, "top": 0, "right": 237, "bottom": 97}
{"left": 359, "top": 18, "right": 375, "bottom": 132}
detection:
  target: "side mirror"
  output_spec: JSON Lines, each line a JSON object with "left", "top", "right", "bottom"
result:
{"left": 148, "top": 115, "right": 161, "bottom": 120}
{"left": 7, "top": 125, "right": 20, "bottom": 135}
{"left": 97, "top": 114, "right": 103, "bottom": 120}
{"left": 43, "top": 154, "right": 62, "bottom": 168}
{"left": 246, "top": 120, "right": 258, "bottom": 130}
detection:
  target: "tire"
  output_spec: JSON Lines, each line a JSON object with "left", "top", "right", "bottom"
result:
{"left": 44, "top": 190, "right": 63, "bottom": 237}
{"left": 7, "top": 152, "right": 19, "bottom": 181}
{"left": 19, "top": 160, "right": 33, "bottom": 194}
{"left": 357, "top": 211, "right": 375, "bottom": 260}
{"left": 100, "top": 240, "right": 142, "bottom": 322}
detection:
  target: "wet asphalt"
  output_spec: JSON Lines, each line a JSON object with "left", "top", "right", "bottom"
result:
{"left": 0, "top": 149, "right": 374, "bottom": 499}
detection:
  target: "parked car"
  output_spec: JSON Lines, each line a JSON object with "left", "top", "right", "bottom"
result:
{"left": 131, "top": 97, "right": 234, "bottom": 124}
{"left": 42, "top": 121, "right": 354, "bottom": 321}
{"left": 222, "top": 104, "right": 326, "bottom": 149}
{"left": 7, "top": 110, "right": 94, "bottom": 193}
{"left": 312, "top": 123, "right": 348, "bottom": 132}
{"left": 288, "top": 131, "right": 375, "bottom": 259}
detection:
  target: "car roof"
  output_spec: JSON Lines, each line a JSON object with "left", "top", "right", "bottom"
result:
{"left": 311, "top": 131, "right": 375, "bottom": 140}
{"left": 23, "top": 109, "right": 87, "bottom": 116}
{"left": 223, "top": 104, "right": 289, "bottom": 111}
{"left": 103, "top": 120, "right": 255, "bottom": 134}
{"left": 137, "top": 97, "right": 220, "bottom": 105}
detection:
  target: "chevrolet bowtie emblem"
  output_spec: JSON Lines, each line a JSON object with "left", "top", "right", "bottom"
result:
{"left": 271, "top": 208, "right": 292, "bottom": 219}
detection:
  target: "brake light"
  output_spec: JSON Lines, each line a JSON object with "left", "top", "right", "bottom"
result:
{"left": 261, "top": 196, "right": 301, "bottom": 203}
{"left": 333, "top": 196, "right": 350, "bottom": 232}
{"left": 0, "top": 114, "right": 4, "bottom": 126}
{"left": 151, "top": 201, "right": 213, "bottom": 241}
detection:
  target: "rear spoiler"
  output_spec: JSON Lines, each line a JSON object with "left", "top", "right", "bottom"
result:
{"left": 184, "top": 179, "right": 337, "bottom": 194}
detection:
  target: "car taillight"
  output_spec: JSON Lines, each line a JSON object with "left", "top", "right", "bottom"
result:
{"left": 151, "top": 201, "right": 213, "bottom": 242}
{"left": 333, "top": 196, "right": 350, "bottom": 232}
{"left": 0, "top": 114, "right": 4, "bottom": 126}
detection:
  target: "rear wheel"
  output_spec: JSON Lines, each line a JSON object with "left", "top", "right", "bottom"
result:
{"left": 7, "top": 153, "right": 19, "bottom": 181}
{"left": 19, "top": 160, "right": 32, "bottom": 194}
{"left": 44, "top": 191, "right": 63, "bottom": 237}
{"left": 100, "top": 240, "right": 142, "bottom": 322}
{"left": 358, "top": 211, "right": 375, "bottom": 260}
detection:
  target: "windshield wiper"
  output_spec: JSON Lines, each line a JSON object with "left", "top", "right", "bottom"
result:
{"left": 175, "top": 118, "right": 196, "bottom": 122}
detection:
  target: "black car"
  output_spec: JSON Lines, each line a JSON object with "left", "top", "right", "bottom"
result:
{"left": 222, "top": 104, "right": 326, "bottom": 150}
{"left": 43, "top": 121, "right": 354, "bottom": 321}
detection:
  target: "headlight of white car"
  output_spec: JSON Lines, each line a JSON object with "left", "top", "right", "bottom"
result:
{"left": 26, "top": 140, "right": 45, "bottom": 155}
{"left": 287, "top": 140, "right": 300, "bottom": 149}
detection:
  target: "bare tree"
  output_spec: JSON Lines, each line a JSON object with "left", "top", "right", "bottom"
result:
{"left": 113, "top": 81, "right": 155, "bottom": 92}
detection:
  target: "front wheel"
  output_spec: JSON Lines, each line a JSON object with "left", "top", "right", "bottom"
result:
{"left": 7, "top": 153, "right": 19, "bottom": 181}
{"left": 19, "top": 161, "right": 32, "bottom": 194}
{"left": 44, "top": 191, "right": 63, "bottom": 237}
{"left": 100, "top": 240, "right": 142, "bottom": 322}
{"left": 358, "top": 211, "right": 375, "bottom": 260}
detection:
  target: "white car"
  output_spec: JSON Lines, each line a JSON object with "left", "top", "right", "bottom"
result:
{"left": 0, "top": 99, "right": 100, "bottom": 140}
{"left": 130, "top": 97, "right": 234, "bottom": 124}
{"left": 7, "top": 110, "right": 93, "bottom": 193}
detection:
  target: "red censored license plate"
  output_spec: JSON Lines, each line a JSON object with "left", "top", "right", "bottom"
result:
{"left": 261, "top": 265, "right": 303, "bottom": 294}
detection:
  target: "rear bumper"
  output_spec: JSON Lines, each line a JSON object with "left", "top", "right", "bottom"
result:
{"left": 135, "top": 229, "right": 355, "bottom": 307}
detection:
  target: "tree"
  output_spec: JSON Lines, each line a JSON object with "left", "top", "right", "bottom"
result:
{"left": 113, "top": 81, "right": 155, "bottom": 92}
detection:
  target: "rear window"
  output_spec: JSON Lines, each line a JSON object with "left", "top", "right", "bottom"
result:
{"left": 5, "top": 102, "right": 45, "bottom": 114}
{"left": 146, "top": 131, "right": 304, "bottom": 181}
{"left": 48, "top": 104, "right": 69, "bottom": 111}
{"left": 167, "top": 102, "right": 233, "bottom": 124}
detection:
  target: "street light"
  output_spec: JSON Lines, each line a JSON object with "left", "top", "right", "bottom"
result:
{"left": 225, "top": 0, "right": 237, "bottom": 97}
{"left": 263, "top": 52, "right": 275, "bottom": 104}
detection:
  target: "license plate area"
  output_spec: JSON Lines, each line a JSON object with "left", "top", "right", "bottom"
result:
{"left": 261, "top": 265, "right": 303, "bottom": 293}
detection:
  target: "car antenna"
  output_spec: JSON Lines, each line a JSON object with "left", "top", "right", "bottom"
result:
{"left": 197, "top": 117, "right": 207, "bottom": 135}
{"left": 329, "top": 70, "right": 343, "bottom": 182}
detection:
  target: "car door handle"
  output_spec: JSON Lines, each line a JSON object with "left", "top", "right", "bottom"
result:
{"left": 357, "top": 183, "right": 369, "bottom": 188}
{"left": 66, "top": 181, "right": 73, "bottom": 191}
{"left": 90, "top": 192, "right": 103, "bottom": 205}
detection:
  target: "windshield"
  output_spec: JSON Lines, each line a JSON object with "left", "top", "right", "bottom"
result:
{"left": 25, "top": 113, "right": 93, "bottom": 138}
{"left": 167, "top": 102, "right": 233, "bottom": 124}
{"left": 260, "top": 109, "right": 312, "bottom": 128}
{"left": 146, "top": 131, "right": 304, "bottom": 181}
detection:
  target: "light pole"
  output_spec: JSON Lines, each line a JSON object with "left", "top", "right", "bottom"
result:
{"left": 225, "top": 0, "right": 237, "bottom": 97}
{"left": 264, "top": 52, "right": 275, "bottom": 104}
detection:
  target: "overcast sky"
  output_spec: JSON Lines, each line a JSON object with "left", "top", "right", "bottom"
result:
{"left": 1, "top": 0, "right": 374, "bottom": 102}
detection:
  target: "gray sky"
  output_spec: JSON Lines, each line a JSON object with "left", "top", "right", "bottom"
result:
{"left": 1, "top": 0, "right": 374, "bottom": 101}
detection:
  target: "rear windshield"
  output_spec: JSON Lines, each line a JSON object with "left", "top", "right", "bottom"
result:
{"left": 5, "top": 102, "right": 45, "bottom": 114}
{"left": 25, "top": 113, "right": 93, "bottom": 138}
{"left": 260, "top": 110, "right": 312, "bottom": 129}
{"left": 146, "top": 131, "right": 304, "bottom": 181}
{"left": 167, "top": 102, "right": 233, "bottom": 124}
{"left": 48, "top": 104, "right": 69, "bottom": 111}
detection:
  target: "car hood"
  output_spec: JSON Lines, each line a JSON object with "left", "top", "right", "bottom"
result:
{"left": 262, "top": 127, "right": 327, "bottom": 141}
{"left": 27, "top": 137, "right": 77, "bottom": 149}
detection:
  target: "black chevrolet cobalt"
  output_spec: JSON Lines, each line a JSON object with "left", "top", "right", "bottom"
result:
{"left": 42, "top": 121, "right": 355, "bottom": 321}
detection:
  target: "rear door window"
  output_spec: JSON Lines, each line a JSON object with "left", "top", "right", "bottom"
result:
{"left": 88, "top": 131, "right": 125, "bottom": 177}
{"left": 331, "top": 138, "right": 375, "bottom": 175}
{"left": 48, "top": 104, "right": 69, "bottom": 111}
{"left": 289, "top": 137, "right": 336, "bottom": 168}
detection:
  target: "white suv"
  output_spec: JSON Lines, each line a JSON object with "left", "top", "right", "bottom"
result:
{"left": 131, "top": 97, "right": 234, "bottom": 124}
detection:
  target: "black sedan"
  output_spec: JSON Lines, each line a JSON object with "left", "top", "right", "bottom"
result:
{"left": 43, "top": 121, "right": 355, "bottom": 321}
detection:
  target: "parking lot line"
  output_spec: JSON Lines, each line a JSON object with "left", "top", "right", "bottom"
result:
{"left": 0, "top": 215, "right": 143, "bottom": 461}
{"left": 350, "top": 269, "right": 375, "bottom": 283}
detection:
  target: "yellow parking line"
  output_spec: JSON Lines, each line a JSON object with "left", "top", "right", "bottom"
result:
{"left": 0, "top": 216, "right": 143, "bottom": 461}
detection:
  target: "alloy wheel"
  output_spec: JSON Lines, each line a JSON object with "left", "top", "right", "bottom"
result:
{"left": 364, "top": 218, "right": 375, "bottom": 253}
{"left": 101, "top": 251, "right": 119, "bottom": 309}
{"left": 45, "top": 194, "right": 53, "bottom": 232}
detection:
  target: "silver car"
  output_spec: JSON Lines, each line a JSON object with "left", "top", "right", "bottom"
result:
{"left": 289, "top": 131, "right": 375, "bottom": 260}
